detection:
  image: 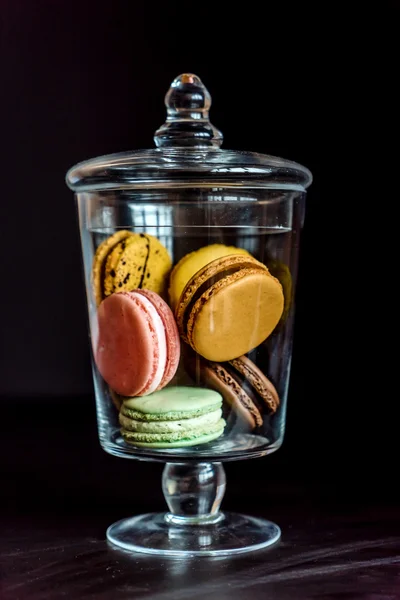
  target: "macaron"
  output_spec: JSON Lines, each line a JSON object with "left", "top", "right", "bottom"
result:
{"left": 94, "top": 289, "right": 180, "bottom": 397}
{"left": 92, "top": 231, "right": 172, "bottom": 305}
{"left": 185, "top": 353, "right": 280, "bottom": 431}
{"left": 168, "top": 243, "right": 250, "bottom": 311}
{"left": 109, "top": 388, "right": 123, "bottom": 412}
{"left": 103, "top": 234, "right": 149, "bottom": 297}
{"left": 92, "top": 230, "right": 133, "bottom": 306}
{"left": 266, "top": 258, "right": 293, "bottom": 324}
{"left": 143, "top": 235, "right": 174, "bottom": 296}
{"left": 176, "top": 254, "right": 284, "bottom": 362}
{"left": 119, "top": 386, "right": 225, "bottom": 448}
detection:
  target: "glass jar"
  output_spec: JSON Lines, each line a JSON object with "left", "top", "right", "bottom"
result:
{"left": 66, "top": 73, "right": 312, "bottom": 556}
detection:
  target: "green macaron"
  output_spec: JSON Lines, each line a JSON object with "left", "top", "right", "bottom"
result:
{"left": 119, "top": 386, "right": 225, "bottom": 448}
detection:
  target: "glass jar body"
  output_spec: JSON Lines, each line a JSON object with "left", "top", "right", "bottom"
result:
{"left": 77, "top": 187, "right": 305, "bottom": 463}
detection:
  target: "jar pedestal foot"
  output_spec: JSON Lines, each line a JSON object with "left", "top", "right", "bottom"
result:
{"left": 107, "top": 462, "right": 281, "bottom": 557}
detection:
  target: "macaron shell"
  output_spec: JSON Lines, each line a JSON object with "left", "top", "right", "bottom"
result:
{"left": 121, "top": 403, "right": 221, "bottom": 422}
{"left": 92, "top": 230, "right": 133, "bottom": 305}
{"left": 135, "top": 289, "right": 180, "bottom": 390}
{"left": 121, "top": 426, "right": 225, "bottom": 448}
{"left": 105, "top": 234, "right": 149, "bottom": 296}
{"left": 230, "top": 355, "right": 280, "bottom": 413}
{"left": 189, "top": 269, "right": 284, "bottom": 361}
{"left": 169, "top": 244, "right": 250, "bottom": 311}
{"left": 143, "top": 235, "right": 172, "bottom": 297}
{"left": 122, "top": 386, "right": 223, "bottom": 414}
{"left": 95, "top": 292, "right": 161, "bottom": 396}
{"left": 119, "top": 408, "right": 222, "bottom": 433}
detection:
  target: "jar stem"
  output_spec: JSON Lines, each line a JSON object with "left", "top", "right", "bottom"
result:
{"left": 162, "top": 462, "right": 226, "bottom": 526}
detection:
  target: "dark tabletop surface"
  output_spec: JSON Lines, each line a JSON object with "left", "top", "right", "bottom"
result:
{"left": 1, "top": 397, "right": 399, "bottom": 599}
{"left": 1, "top": 507, "right": 400, "bottom": 600}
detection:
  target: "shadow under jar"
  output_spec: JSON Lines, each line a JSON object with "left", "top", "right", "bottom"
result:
{"left": 66, "top": 73, "right": 312, "bottom": 556}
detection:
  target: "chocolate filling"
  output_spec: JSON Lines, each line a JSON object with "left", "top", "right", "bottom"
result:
{"left": 230, "top": 357, "right": 279, "bottom": 412}
{"left": 207, "top": 361, "right": 263, "bottom": 427}
{"left": 102, "top": 235, "right": 151, "bottom": 295}
{"left": 99, "top": 254, "right": 110, "bottom": 300}
{"left": 183, "top": 260, "right": 267, "bottom": 335}
{"left": 223, "top": 362, "right": 265, "bottom": 417}
{"left": 99, "top": 235, "right": 131, "bottom": 300}
{"left": 183, "top": 266, "right": 243, "bottom": 332}
{"left": 138, "top": 235, "right": 151, "bottom": 289}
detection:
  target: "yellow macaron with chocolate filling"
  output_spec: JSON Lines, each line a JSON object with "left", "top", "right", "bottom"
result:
{"left": 92, "top": 231, "right": 172, "bottom": 305}
{"left": 103, "top": 234, "right": 150, "bottom": 297}
{"left": 168, "top": 244, "right": 250, "bottom": 312}
{"left": 176, "top": 254, "right": 284, "bottom": 362}
{"left": 92, "top": 230, "right": 133, "bottom": 306}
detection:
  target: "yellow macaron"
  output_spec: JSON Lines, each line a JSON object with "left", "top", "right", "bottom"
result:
{"left": 92, "top": 231, "right": 172, "bottom": 304}
{"left": 175, "top": 254, "right": 284, "bottom": 362}
{"left": 103, "top": 234, "right": 150, "bottom": 297}
{"left": 92, "top": 230, "right": 132, "bottom": 306}
{"left": 168, "top": 243, "right": 250, "bottom": 311}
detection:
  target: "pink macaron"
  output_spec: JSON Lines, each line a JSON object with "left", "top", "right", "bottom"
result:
{"left": 95, "top": 289, "right": 180, "bottom": 397}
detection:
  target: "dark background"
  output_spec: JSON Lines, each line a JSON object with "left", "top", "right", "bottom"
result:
{"left": 0, "top": 1, "right": 396, "bottom": 516}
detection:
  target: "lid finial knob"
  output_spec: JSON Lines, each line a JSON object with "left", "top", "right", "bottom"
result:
{"left": 154, "top": 73, "right": 223, "bottom": 149}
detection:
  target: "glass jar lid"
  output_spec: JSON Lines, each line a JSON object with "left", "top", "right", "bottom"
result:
{"left": 66, "top": 73, "right": 312, "bottom": 193}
